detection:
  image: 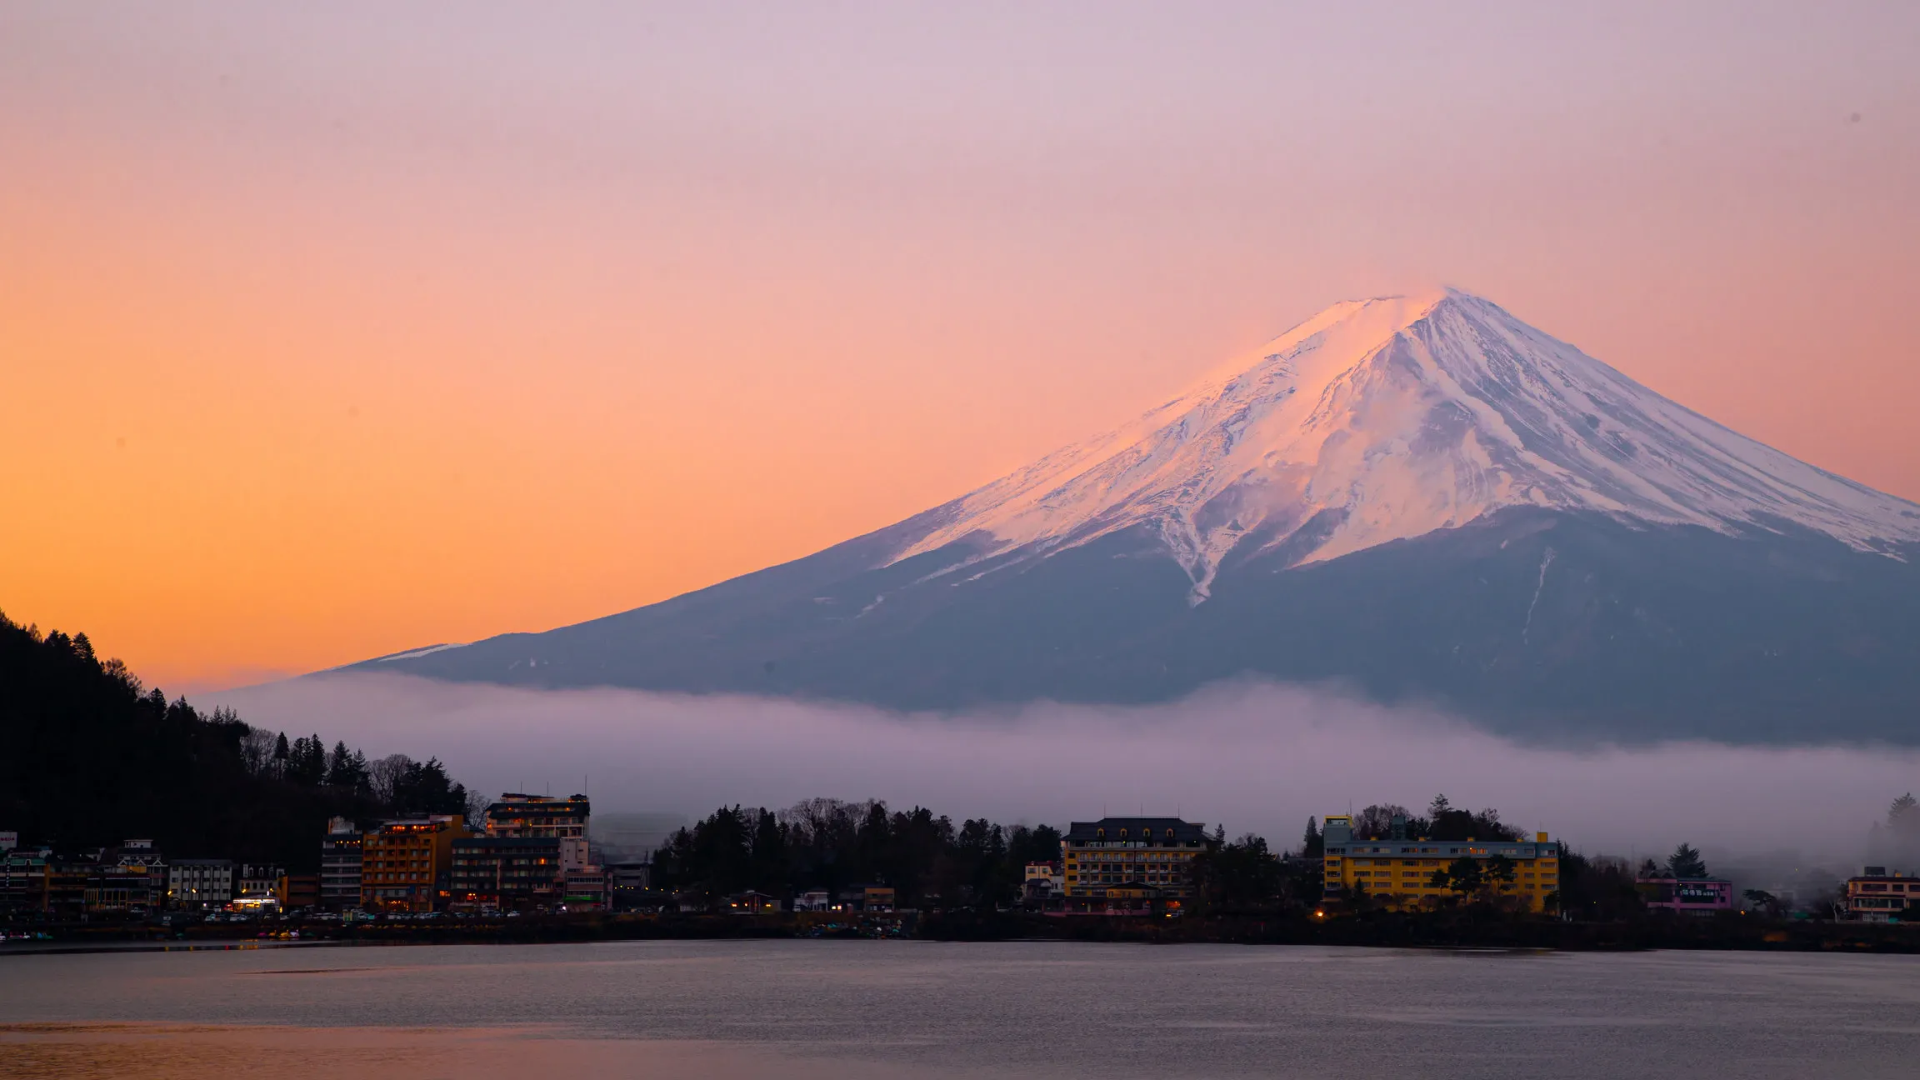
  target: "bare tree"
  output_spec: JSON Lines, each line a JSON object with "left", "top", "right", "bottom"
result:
{"left": 1353, "top": 804, "right": 1413, "bottom": 840}
{"left": 464, "top": 787, "right": 491, "bottom": 832}
{"left": 240, "top": 728, "right": 279, "bottom": 776}
{"left": 369, "top": 753, "right": 414, "bottom": 806}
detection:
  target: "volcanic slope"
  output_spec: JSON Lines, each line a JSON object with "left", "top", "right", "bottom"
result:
{"left": 351, "top": 289, "right": 1920, "bottom": 741}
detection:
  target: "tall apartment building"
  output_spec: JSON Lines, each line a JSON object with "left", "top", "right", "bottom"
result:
{"left": 449, "top": 836, "right": 563, "bottom": 911}
{"left": 167, "top": 859, "right": 235, "bottom": 910}
{"left": 1320, "top": 814, "right": 1561, "bottom": 912}
{"left": 360, "top": 815, "right": 469, "bottom": 913}
{"left": 445, "top": 793, "right": 600, "bottom": 911}
{"left": 320, "top": 817, "right": 363, "bottom": 909}
{"left": 1061, "top": 818, "right": 1207, "bottom": 914}
{"left": 485, "top": 794, "right": 592, "bottom": 872}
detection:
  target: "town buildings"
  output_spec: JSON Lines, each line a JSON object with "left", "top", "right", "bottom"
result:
{"left": 1844, "top": 866, "right": 1918, "bottom": 922}
{"left": 167, "top": 859, "right": 235, "bottom": 910}
{"left": 1061, "top": 817, "right": 1207, "bottom": 914}
{"left": 1, "top": 844, "right": 48, "bottom": 911}
{"left": 320, "top": 817, "right": 363, "bottom": 909}
{"left": 359, "top": 815, "right": 468, "bottom": 913}
{"left": 446, "top": 793, "right": 606, "bottom": 912}
{"left": 1024, "top": 860, "right": 1065, "bottom": 904}
{"left": 562, "top": 866, "right": 607, "bottom": 909}
{"left": 450, "top": 836, "right": 563, "bottom": 911}
{"left": 237, "top": 863, "right": 282, "bottom": 903}
{"left": 608, "top": 862, "right": 652, "bottom": 911}
{"left": 87, "top": 842, "right": 167, "bottom": 912}
{"left": 485, "top": 794, "right": 592, "bottom": 874}
{"left": 44, "top": 856, "right": 91, "bottom": 915}
{"left": 279, "top": 874, "right": 320, "bottom": 911}
{"left": 1320, "top": 814, "right": 1561, "bottom": 913}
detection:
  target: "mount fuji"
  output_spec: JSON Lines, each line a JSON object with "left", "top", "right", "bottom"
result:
{"left": 353, "top": 289, "right": 1920, "bottom": 741}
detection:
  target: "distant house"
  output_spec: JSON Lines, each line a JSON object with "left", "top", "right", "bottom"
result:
{"left": 792, "top": 889, "right": 831, "bottom": 912}
{"left": 1023, "top": 861, "right": 1065, "bottom": 907}
{"left": 726, "top": 890, "right": 778, "bottom": 915}
{"left": 1844, "top": 867, "right": 1919, "bottom": 922}
{"left": 237, "top": 863, "right": 282, "bottom": 904}
{"left": 562, "top": 866, "right": 608, "bottom": 911}
{"left": 608, "top": 861, "right": 653, "bottom": 910}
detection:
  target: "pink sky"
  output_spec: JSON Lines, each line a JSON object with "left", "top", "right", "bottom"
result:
{"left": 3, "top": 2, "right": 1917, "bottom": 691}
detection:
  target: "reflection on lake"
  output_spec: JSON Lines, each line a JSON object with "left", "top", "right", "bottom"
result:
{"left": 6, "top": 941, "right": 1920, "bottom": 1079}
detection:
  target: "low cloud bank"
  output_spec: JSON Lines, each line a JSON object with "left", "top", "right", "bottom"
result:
{"left": 210, "top": 674, "right": 1916, "bottom": 865}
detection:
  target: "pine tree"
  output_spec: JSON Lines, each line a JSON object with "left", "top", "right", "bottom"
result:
{"left": 1889, "top": 793, "right": 1919, "bottom": 836}
{"left": 1667, "top": 843, "right": 1708, "bottom": 879}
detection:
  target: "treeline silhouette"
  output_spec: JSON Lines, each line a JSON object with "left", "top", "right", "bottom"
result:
{"left": 0, "top": 612, "right": 475, "bottom": 869}
{"left": 1344, "top": 795, "right": 1529, "bottom": 843}
{"left": 653, "top": 797, "right": 1575, "bottom": 913}
{"left": 652, "top": 800, "right": 1065, "bottom": 908}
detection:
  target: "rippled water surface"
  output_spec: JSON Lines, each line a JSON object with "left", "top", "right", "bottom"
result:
{"left": 6, "top": 941, "right": 1920, "bottom": 1078}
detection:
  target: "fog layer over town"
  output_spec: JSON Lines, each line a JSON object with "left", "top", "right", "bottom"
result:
{"left": 214, "top": 673, "right": 1914, "bottom": 872}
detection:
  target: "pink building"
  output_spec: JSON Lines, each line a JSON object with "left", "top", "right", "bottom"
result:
{"left": 1637, "top": 874, "right": 1733, "bottom": 913}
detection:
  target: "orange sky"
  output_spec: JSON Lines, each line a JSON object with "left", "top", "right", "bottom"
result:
{"left": 4, "top": 4, "right": 1917, "bottom": 693}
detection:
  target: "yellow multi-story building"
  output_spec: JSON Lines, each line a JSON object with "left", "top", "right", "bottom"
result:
{"left": 360, "top": 814, "right": 469, "bottom": 913}
{"left": 1320, "top": 814, "right": 1560, "bottom": 912}
{"left": 1062, "top": 817, "right": 1207, "bottom": 914}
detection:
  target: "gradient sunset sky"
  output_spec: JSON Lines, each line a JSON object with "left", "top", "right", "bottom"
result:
{"left": 5, "top": 2, "right": 1917, "bottom": 693}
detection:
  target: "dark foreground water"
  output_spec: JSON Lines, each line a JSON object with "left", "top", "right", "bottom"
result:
{"left": 5, "top": 941, "right": 1919, "bottom": 1078}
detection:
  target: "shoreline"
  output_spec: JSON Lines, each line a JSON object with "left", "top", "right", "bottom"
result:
{"left": 7, "top": 911, "right": 1919, "bottom": 957}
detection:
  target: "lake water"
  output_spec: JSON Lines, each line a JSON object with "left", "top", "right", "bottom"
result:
{"left": 5, "top": 941, "right": 1919, "bottom": 1078}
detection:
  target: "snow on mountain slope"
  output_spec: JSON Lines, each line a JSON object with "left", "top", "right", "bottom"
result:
{"left": 898, "top": 288, "right": 1920, "bottom": 601}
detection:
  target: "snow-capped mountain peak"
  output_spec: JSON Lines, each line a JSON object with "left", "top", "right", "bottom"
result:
{"left": 896, "top": 288, "right": 1920, "bottom": 601}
